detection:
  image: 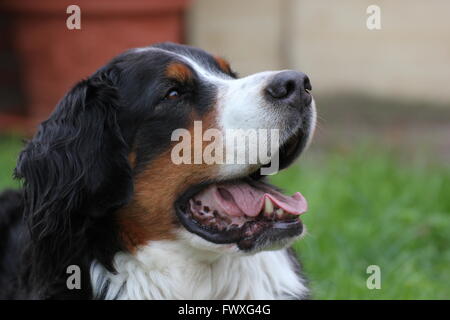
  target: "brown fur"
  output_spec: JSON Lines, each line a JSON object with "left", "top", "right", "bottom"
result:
{"left": 118, "top": 109, "right": 220, "bottom": 252}
{"left": 165, "top": 62, "right": 193, "bottom": 83}
{"left": 128, "top": 151, "right": 137, "bottom": 169}
{"left": 214, "top": 56, "right": 232, "bottom": 74}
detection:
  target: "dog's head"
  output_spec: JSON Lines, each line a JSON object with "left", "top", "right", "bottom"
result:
{"left": 16, "top": 43, "right": 316, "bottom": 290}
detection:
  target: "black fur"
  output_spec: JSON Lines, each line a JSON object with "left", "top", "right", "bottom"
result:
{"left": 0, "top": 43, "right": 220, "bottom": 299}
{"left": 11, "top": 71, "right": 134, "bottom": 299}
{"left": 0, "top": 190, "right": 24, "bottom": 299}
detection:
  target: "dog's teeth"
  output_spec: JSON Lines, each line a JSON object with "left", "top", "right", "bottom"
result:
{"left": 221, "top": 214, "right": 231, "bottom": 224}
{"left": 264, "top": 198, "right": 274, "bottom": 214}
{"left": 276, "top": 208, "right": 284, "bottom": 218}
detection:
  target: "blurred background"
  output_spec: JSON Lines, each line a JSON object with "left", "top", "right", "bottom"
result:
{"left": 0, "top": 0, "right": 449, "bottom": 299}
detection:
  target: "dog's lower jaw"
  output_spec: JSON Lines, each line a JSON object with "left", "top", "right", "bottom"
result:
{"left": 90, "top": 239, "right": 309, "bottom": 300}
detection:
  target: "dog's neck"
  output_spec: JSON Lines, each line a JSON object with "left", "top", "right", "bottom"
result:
{"left": 90, "top": 241, "right": 308, "bottom": 300}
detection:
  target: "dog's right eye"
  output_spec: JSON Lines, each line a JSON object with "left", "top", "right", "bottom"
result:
{"left": 164, "top": 89, "right": 180, "bottom": 100}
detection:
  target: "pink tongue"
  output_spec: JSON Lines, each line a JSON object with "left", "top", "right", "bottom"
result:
{"left": 210, "top": 182, "right": 308, "bottom": 217}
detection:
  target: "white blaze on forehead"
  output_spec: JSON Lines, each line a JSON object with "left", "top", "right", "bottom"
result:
{"left": 132, "top": 46, "right": 231, "bottom": 82}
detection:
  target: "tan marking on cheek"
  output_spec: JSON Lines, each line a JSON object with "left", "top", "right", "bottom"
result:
{"left": 214, "top": 56, "right": 232, "bottom": 74}
{"left": 165, "top": 62, "right": 193, "bottom": 83}
{"left": 128, "top": 151, "right": 137, "bottom": 169}
{"left": 118, "top": 108, "right": 222, "bottom": 252}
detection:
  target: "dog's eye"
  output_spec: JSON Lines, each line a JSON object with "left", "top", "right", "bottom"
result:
{"left": 165, "top": 89, "right": 180, "bottom": 100}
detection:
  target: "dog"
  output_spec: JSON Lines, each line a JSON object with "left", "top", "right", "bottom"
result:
{"left": 0, "top": 42, "right": 316, "bottom": 300}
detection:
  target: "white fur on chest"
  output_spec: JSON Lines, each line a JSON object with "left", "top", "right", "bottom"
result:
{"left": 90, "top": 241, "right": 308, "bottom": 300}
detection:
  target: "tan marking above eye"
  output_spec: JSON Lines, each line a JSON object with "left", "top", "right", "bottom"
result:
{"left": 214, "top": 56, "right": 232, "bottom": 74}
{"left": 165, "top": 62, "right": 193, "bottom": 83}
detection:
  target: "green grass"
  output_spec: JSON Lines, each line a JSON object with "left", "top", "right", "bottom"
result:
{"left": 0, "top": 136, "right": 448, "bottom": 299}
{"left": 271, "top": 147, "right": 450, "bottom": 299}
{"left": 0, "top": 135, "right": 22, "bottom": 190}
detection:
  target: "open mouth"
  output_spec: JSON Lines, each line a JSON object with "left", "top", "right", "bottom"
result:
{"left": 176, "top": 178, "right": 307, "bottom": 251}
{"left": 175, "top": 127, "right": 309, "bottom": 251}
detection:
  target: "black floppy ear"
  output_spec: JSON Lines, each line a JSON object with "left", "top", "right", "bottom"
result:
{"left": 15, "top": 71, "right": 133, "bottom": 296}
{"left": 16, "top": 72, "right": 133, "bottom": 219}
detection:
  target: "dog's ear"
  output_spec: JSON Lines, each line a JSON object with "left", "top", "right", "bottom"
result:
{"left": 15, "top": 71, "right": 133, "bottom": 296}
{"left": 16, "top": 71, "right": 133, "bottom": 219}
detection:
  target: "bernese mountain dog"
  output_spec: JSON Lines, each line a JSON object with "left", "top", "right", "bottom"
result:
{"left": 0, "top": 42, "right": 316, "bottom": 300}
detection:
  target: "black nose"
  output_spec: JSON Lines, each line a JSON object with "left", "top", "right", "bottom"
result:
{"left": 265, "top": 71, "right": 312, "bottom": 108}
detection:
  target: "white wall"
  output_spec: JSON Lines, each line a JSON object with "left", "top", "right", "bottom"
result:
{"left": 187, "top": 0, "right": 284, "bottom": 75}
{"left": 187, "top": 0, "right": 450, "bottom": 104}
